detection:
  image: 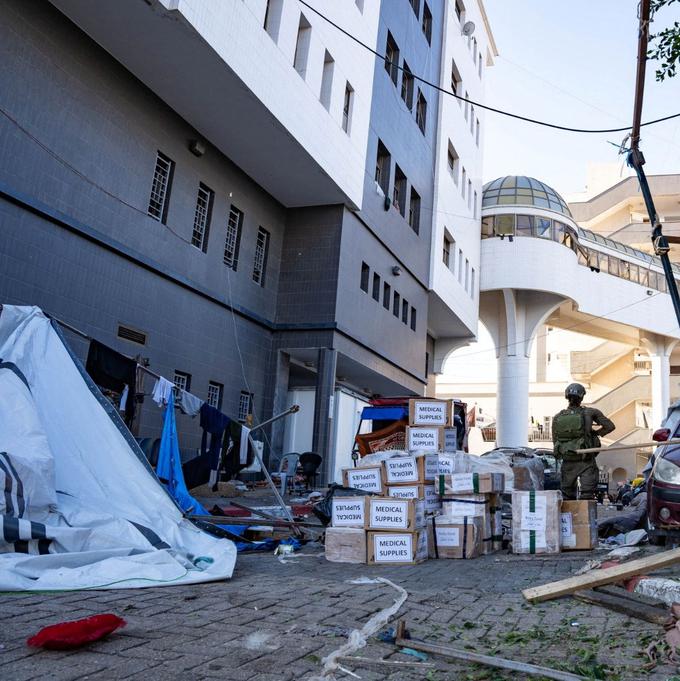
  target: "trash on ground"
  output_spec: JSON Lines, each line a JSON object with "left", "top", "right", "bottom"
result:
{"left": 27, "top": 614, "right": 126, "bottom": 650}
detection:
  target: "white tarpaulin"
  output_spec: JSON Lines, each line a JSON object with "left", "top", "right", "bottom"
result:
{"left": 0, "top": 305, "right": 236, "bottom": 590}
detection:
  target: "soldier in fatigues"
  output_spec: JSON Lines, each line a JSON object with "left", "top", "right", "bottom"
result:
{"left": 553, "top": 383, "right": 616, "bottom": 500}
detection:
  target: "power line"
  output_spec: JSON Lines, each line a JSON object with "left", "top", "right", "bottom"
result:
{"left": 298, "top": 0, "right": 680, "bottom": 135}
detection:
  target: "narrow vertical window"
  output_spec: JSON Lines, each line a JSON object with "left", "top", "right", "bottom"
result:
{"left": 454, "top": 0, "right": 465, "bottom": 22}
{"left": 360, "top": 262, "right": 370, "bottom": 292}
{"left": 264, "top": 0, "right": 284, "bottom": 41}
{"left": 464, "top": 91, "right": 470, "bottom": 120}
{"left": 458, "top": 250, "right": 463, "bottom": 282}
{"left": 393, "top": 165, "right": 407, "bottom": 216}
{"left": 320, "top": 50, "right": 334, "bottom": 111}
{"left": 409, "top": 0, "right": 420, "bottom": 18}
{"left": 385, "top": 32, "right": 399, "bottom": 85}
{"left": 478, "top": 52, "right": 483, "bottom": 78}
{"left": 443, "top": 235, "right": 451, "bottom": 267}
{"left": 173, "top": 370, "right": 191, "bottom": 394}
{"left": 465, "top": 258, "right": 470, "bottom": 291}
{"left": 342, "top": 82, "right": 354, "bottom": 133}
{"left": 375, "top": 140, "right": 391, "bottom": 196}
{"left": 416, "top": 90, "right": 427, "bottom": 134}
{"left": 252, "top": 227, "right": 270, "bottom": 286}
{"left": 383, "top": 282, "right": 391, "bottom": 310}
{"left": 293, "top": 14, "right": 312, "bottom": 78}
{"left": 191, "top": 182, "right": 214, "bottom": 252}
{"left": 355, "top": 0, "right": 364, "bottom": 11}
{"left": 470, "top": 268, "right": 476, "bottom": 297}
{"left": 447, "top": 142, "right": 459, "bottom": 184}
{"left": 224, "top": 205, "right": 243, "bottom": 270}
{"left": 470, "top": 105, "right": 475, "bottom": 133}
{"left": 410, "top": 307, "right": 417, "bottom": 331}
{"left": 451, "top": 59, "right": 462, "bottom": 97}
{"left": 238, "top": 391, "right": 253, "bottom": 423}
{"left": 402, "top": 299, "right": 409, "bottom": 324}
{"left": 148, "top": 151, "right": 174, "bottom": 223}
{"left": 476, "top": 118, "right": 480, "bottom": 146}
{"left": 393, "top": 291, "right": 400, "bottom": 317}
{"left": 409, "top": 187, "right": 421, "bottom": 234}
{"left": 401, "top": 62, "right": 414, "bottom": 110}
{"left": 422, "top": 2, "right": 432, "bottom": 44}
{"left": 468, "top": 179, "right": 472, "bottom": 208}
{"left": 461, "top": 168, "right": 467, "bottom": 198}
{"left": 372, "top": 272, "right": 381, "bottom": 301}
{"left": 207, "top": 381, "right": 223, "bottom": 410}
{"left": 473, "top": 190, "right": 478, "bottom": 218}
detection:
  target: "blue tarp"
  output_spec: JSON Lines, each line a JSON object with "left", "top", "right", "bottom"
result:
{"left": 360, "top": 406, "right": 408, "bottom": 421}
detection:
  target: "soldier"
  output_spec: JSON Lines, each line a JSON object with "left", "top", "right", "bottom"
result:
{"left": 552, "top": 383, "right": 615, "bottom": 500}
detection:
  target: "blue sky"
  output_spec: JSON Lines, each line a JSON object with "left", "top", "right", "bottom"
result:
{"left": 482, "top": 0, "right": 680, "bottom": 196}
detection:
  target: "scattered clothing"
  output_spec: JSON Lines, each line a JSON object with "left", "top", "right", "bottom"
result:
{"left": 221, "top": 420, "right": 255, "bottom": 481}
{"left": 199, "top": 403, "right": 230, "bottom": 471}
{"left": 239, "top": 425, "right": 251, "bottom": 465}
{"left": 152, "top": 377, "right": 174, "bottom": 408}
{"left": 119, "top": 385, "right": 129, "bottom": 412}
{"left": 85, "top": 340, "right": 136, "bottom": 424}
{"left": 177, "top": 389, "right": 203, "bottom": 417}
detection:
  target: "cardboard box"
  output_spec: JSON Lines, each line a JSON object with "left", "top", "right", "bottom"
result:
{"left": 427, "top": 516, "right": 484, "bottom": 559}
{"left": 325, "top": 527, "right": 367, "bottom": 564}
{"left": 406, "top": 427, "right": 445, "bottom": 453}
{"left": 367, "top": 530, "right": 428, "bottom": 565}
{"left": 408, "top": 399, "right": 452, "bottom": 427}
{"left": 384, "top": 454, "right": 438, "bottom": 484}
{"left": 441, "top": 494, "right": 490, "bottom": 518}
{"left": 366, "top": 496, "right": 426, "bottom": 531}
{"left": 330, "top": 496, "right": 368, "bottom": 528}
{"left": 424, "top": 484, "right": 442, "bottom": 513}
{"left": 512, "top": 490, "right": 562, "bottom": 555}
{"left": 512, "top": 458, "right": 545, "bottom": 491}
{"left": 342, "top": 466, "right": 384, "bottom": 494}
{"left": 387, "top": 484, "right": 424, "bottom": 500}
{"left": 436, "top": 453, "right": 456, "bottom": 476}
{"left": 483, "top": 493, "right": 503, "bottom": 555}
{"left": 561, "top": 500, "right": 597, "bottom": 550}
{"left": 438, "top": 472, "right": 504, "bottom": 496}
{"left": 443, "top": 427, "right": 458, "bottom": 452}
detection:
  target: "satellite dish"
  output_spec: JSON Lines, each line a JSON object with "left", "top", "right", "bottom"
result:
{"left": 462, "top": 21, "right": 476, "bottom": 36}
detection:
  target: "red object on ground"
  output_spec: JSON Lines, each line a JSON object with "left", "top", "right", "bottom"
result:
{"left": 216, "top": 506, "right": 250, "bottom": 517}
{"left": 27, "top": 614, "right": 126, "bottom": 650}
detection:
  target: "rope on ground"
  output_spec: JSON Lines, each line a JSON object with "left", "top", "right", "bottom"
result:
{"left": 307, "top": 577, "right": 409, "bottom": 680}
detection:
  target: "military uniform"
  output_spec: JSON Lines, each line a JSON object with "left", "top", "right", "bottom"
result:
{"left": 552, "top": 406, "right": 615, "bottom": 500}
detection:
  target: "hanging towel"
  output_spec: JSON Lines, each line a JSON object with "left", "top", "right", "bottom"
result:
{"left": 152, "top": 377, "right": 175, "bottom": 407}
{"left": 85, "top": 340, "right": 136, "bottom": 425}
{"left": 119, "top": 385, "right": 129, "bottom": 412}
{"left": 178, "top": 389, "right": 203, "bottom": 417}
{"left": 239, "top": 426, "right": 251, "bottom": 465}
{"left": 199, "top": 403, "right": 230, "bottom": 471}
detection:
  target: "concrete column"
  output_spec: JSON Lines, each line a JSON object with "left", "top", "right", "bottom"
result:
{"left": 496, "top": 353, "right": 531, "bottom": 448}
{"left": 312, "top": 348, "right": 337, "bottom": 483}
{"left": 642, "top": 335, "right": 677, "bottom": 430}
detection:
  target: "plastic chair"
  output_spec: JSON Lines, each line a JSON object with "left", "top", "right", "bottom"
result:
{"left": 272, "top": 453, "right": 300, "bottom": 495}
{"left": 299, "top": 452, "right": 322, "bottom": 490}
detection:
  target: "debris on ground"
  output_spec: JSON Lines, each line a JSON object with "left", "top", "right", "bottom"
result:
{"left": 27, "top": 614, "right": 126, "bottom": 650}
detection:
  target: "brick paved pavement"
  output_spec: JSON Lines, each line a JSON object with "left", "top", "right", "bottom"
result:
{"left": 2, "top": 548, "right": 680, "bottom": 680}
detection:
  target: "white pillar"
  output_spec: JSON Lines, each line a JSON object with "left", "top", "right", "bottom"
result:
{"left": 650, "top": 351, "right": 671, "bottom": 430}
{"left": 496, "top": 353, "right": 531, "bottom": 447}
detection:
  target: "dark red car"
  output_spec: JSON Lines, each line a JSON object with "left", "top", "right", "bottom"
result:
{"left": 646, "top": 403, "right": 680, "bottom": 544}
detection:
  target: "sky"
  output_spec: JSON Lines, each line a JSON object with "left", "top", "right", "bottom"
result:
{"left": 481, "top": 0, "right": 680, "bottom": 197}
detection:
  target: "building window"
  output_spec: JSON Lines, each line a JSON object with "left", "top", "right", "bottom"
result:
{"left": 402, "top": 299, "right": 409, "bottom": 324}
{"left": 409, "top": 0, "right": 420, "bottom": 18}
{"left": 252, "top": 227, "right": 270, "bottom": 286}
{"left": 360, "top": 262, "right": 370, "bottom": 292}
{"left": 385, "top": 32, "right": 400, "bottom": 85}
{"left": 467, "top": 179, "right": 472, "bottom": 208}
{"left": 293, "top": 14, "right": 312, "bottom": 78}
{"left": 464, "top": 91, "right": 470, "bottom": 120}
{"left": 393, "top": 165, "right": 407, "bottom": 216}
{"left": 355, "top": 0, "right": 364, "bottom": 11}
{"left": 410, "top": 306, "right": 417, "bottom": 331}
{"left": 383, "top": 282, "right": 391, "bottom": 309}
{"left": 476, "top": 118, "right": 480, "bottom": 146}
{"left": 416, "top": 90, "right": 427, "bottom": 134}
{"left": 375, "top": 140, "right": 391, "bottom": 196}
{"left": 470, "top": 105, "right": 475, "bottom": 133}
{"left": 472, "top": 37, "right": 478, "bottom": 63}
{"left": 458, "top": 250, "right": 463, "bottom": 282}
{"left": 409, "top": 187, "right": 421, "bottom": 234}
{"left": 470, "top": 268, "right": 476, "bottom": 297}
{"left": 451, "top": 59, "right": 462, "bottom": 98}
{"left": 264, "top": 0, "right": 284, "bottom": 41}
{"left": 393, "top": 291, "right": 400, "bottom": 317}
{"left": 447, "top": 142, "right": 459, "bottom": 183}
{"left": 372, "top": 272, "right": 381, "bottom": 301}
{"left": 401, "top": 61, "right": 414, "bottom": 110}
{"left": 443, "top": 235, "right": 451, "bottom": 268}
{"left": 238, "top": 391, "right": 253, "bottom": 423}
{"left": 422, "top": 2, "right": 432, "bottom": 44}
{"left": 191, "top": 183, "right": 214, "bottom": 252}
{"left": 148, "top": 151, "right": 174, "bottom": 223}
{"left": 473, "top": 190, "right": 478, "bottom": 218}
{"left": 320, "top": 50, "right": 334, "bottom": 110}
{"left": 173, "top": 370, "right": 191, "bottom": 394}
{"left": 454, "top": 0, "right": 465, "bottom": 22}
{"left": 224, "top": 205, "right": 244, "bottom": 270}
{"left": 478, "top": 52, "right": 483, "bottom": 78}
{"left": 207, "top": 381, "right": 223, "bottom": 410}
{"left": 461, "top": 168, "right": 467, "bottom": 198}
{"left": 343, "top": 82, "right": 354, "bottom": 133}
{"left": 465, "top": 258, "right": 470, "bottom": 291}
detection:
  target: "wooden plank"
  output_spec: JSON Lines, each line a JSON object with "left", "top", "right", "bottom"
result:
{"left": 395, "top": 637, "right": 587, "bottom": 681}
{"left": 595, "top": 584, "right": 668, "bottom": 609}
{"left": 522, "top": 548, "right": 680, "bottom": 603}
{"left": 576, "top": 438, "right": 680, "bottom": 454}
{"left": 336, "top": 656, "right": 434, "bottom": 670}
{"left": 187, "top": 515, "right": 322, "bottom": 528}
{"left": 573, "top": 589, "right": 671, "bottom": 625}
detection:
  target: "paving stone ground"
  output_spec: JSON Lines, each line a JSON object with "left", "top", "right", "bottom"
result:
{"left": 3, "top": 546, "right": 680, "bottom": 681}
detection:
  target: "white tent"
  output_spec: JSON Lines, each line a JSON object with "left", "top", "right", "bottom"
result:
{"left": 0, "top": 305, "right": 236, "bottom": 590}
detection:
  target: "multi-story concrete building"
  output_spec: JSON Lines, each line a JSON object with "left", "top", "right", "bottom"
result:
{"left": 0, "top": 0, "right": 495, "bottom": 483}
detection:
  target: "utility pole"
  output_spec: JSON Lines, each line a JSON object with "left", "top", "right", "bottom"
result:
{"left": 626, "top": 0, "right": 680, "bottom": 326}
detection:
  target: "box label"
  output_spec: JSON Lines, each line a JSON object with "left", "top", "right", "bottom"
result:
{"left": 560, "top": 512, "right": 573, "bottom": 539}
{"left": 374, "top": 533, "right": 413, "bottom": 562}
{"left": 385, "top": 456, "right": 419, "bottom": 483}
{"left": 519, "top": 530, "right": 547, "bottom": 551}
{"left": 444, "top": 427, "right": 458, "bottom": 452}
{"left": 449, "top": 473, "right": 475, "bottom": 493}
{"left": 435, "top": 526, "right": 461, "bottom": 547}
{"left": 437, "top": 454, "right": 455, "bottom": 475}
{"left": 412, "top": 400, "right": 448, "bottom": 426}
{"left": 370, "top": 499, "right": 409, "bottom": 529}
{"left": 442, "top": 498, "right": 487, "bottom": 517}
{"left": 520, "top": 495, "right": 547, "bottom": 531}
{"left": 331, "top": 499, "right": 365, "bottom": 527}
{"left": 347, "top": 468, "right": 382, "bottom": 493}
{"left": 424, "top": 485, "right": 441, "bottom": 512}
{"left": 407, "top": 428, "right": 440, "bottom": 453}
{"left": 424, "top": 454, "right": 439, "bottom": 480}
{"left": 388, "top": 485, "right": 420, "bottom": 500}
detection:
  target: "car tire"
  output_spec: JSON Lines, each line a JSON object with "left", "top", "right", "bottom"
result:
{"left": 646, "top": 516, "right": 666, "bottom": 546}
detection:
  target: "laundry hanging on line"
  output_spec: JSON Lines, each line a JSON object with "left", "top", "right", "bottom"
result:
{"left": 151, "top": 376, "right": 174, "bottom": 407}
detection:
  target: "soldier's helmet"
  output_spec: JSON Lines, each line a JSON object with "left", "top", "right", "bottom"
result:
{"left": 565, "top": 383, "right": 586, "bottom": 399}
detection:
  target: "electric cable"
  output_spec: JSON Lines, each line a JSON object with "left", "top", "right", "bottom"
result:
{"left": 298, "top": 0, "right": 680, "bottom": 134}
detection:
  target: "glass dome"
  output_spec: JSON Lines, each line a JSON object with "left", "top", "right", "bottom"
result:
{"left": 482, "top": 176, "right": 572, "bottom": 217}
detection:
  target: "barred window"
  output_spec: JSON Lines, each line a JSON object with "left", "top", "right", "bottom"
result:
{"left": 148, "top": 151, "right": 173, "bottom": 222}
{"left": 173, "top": 370, "right": 191, "bottom": 395}
{"left": 238, "top": 391, "right": 253, "bottom": 423}
{"left": 207, "top": 381, "right": 223, "bottom": 410}
{"left": 252, "top": 227, "right": 270, "bottom": 286}
{"left": 191, "top": 183, "right": 214, "bottom": 252}
{"left": 224, "top": 205, "right": 244, "bottom": 269}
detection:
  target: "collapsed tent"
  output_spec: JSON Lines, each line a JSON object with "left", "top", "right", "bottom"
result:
{"left": 0, "top": 305, "right": 236, "bottom": 590}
